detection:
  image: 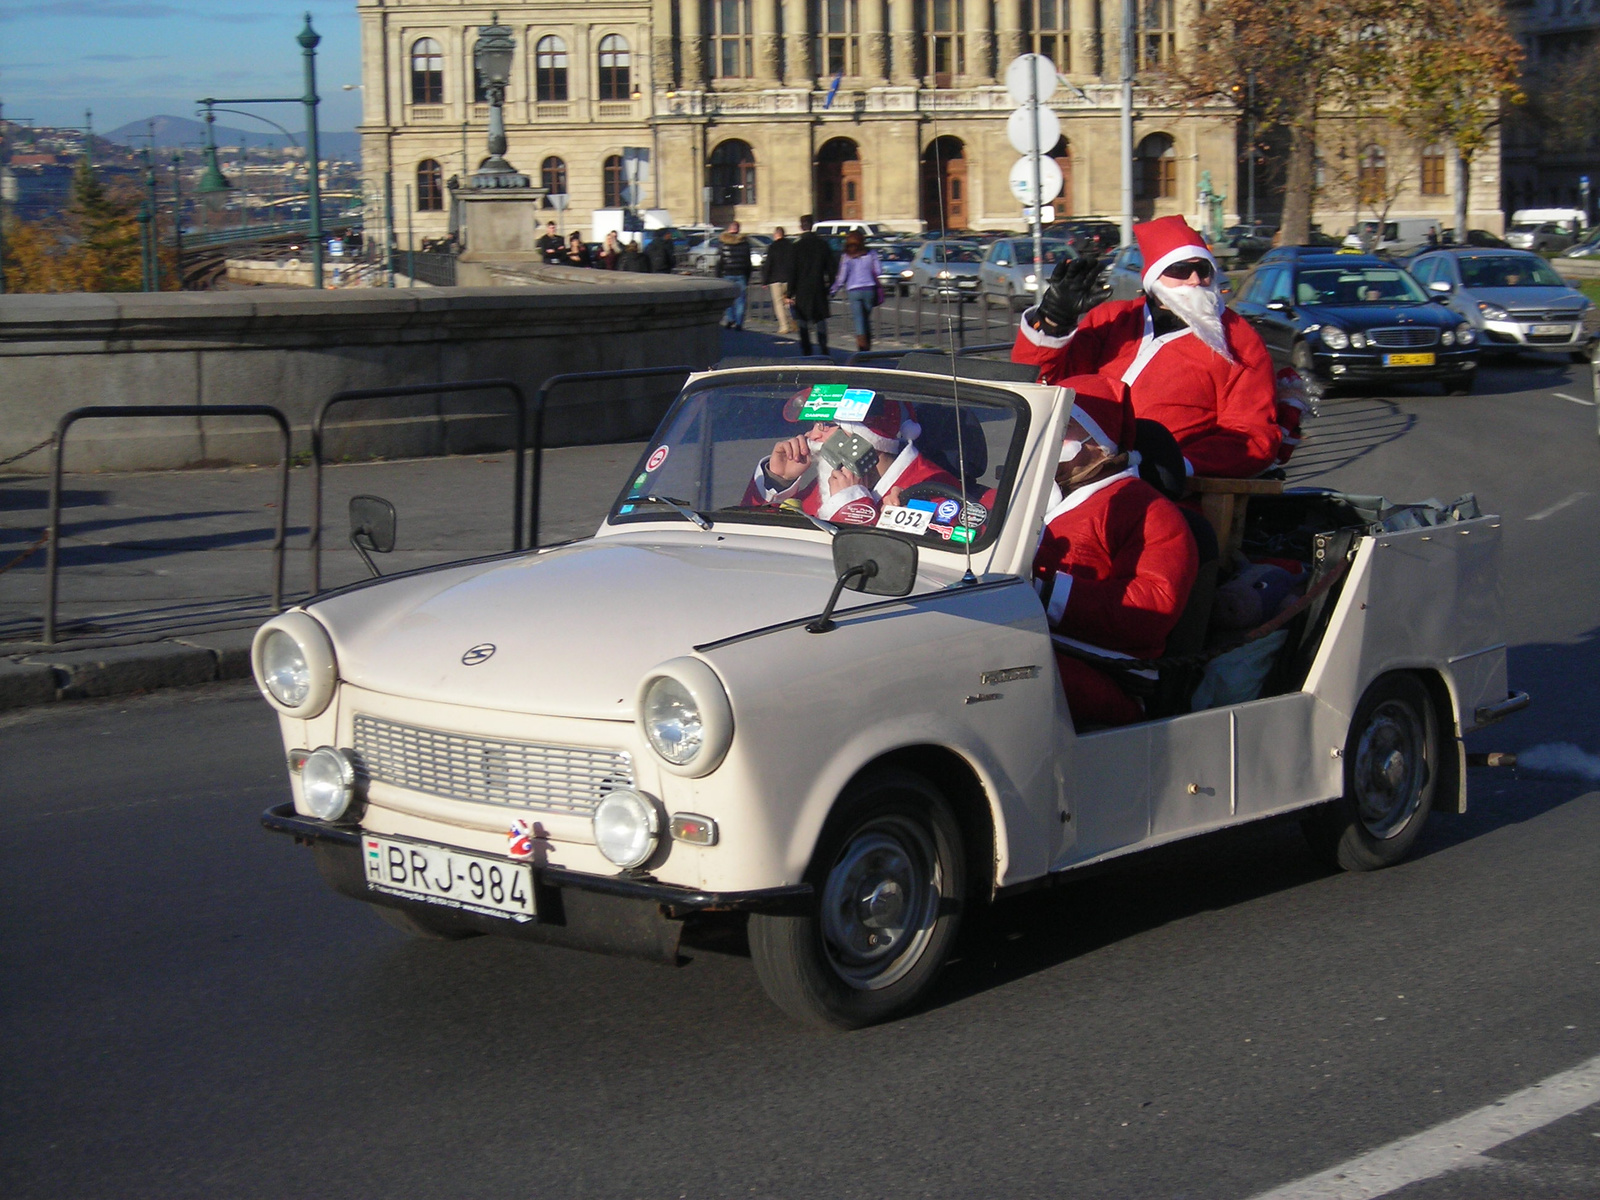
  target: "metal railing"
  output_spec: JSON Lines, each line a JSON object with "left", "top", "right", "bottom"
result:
{"left": 44, "top": 405, "right": 291, "bottom": 644}
{"left": 309, "top": 380, "right": 529, "bottom": 594}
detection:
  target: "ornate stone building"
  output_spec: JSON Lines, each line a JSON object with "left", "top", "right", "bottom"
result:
{"left": 355, "top": 0, "right": 1240, "bottom": 246}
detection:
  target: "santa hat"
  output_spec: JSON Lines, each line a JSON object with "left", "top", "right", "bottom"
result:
{"left": 1061, "top": 374, "right": 1135, "bottom": 457}
{"left": 783, "top": 391, "right": 921, "bottom": 454}
{"left": 1135, "top": 215, "right": 1219, "bottom": 293}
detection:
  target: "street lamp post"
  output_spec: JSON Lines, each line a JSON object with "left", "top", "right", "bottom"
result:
{"left": 470, "top": 16, "right": 528, "bottom": 188}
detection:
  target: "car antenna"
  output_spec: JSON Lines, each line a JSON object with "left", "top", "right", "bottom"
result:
{"left": 931, "top": 113, "right": 977, "bottom": 586}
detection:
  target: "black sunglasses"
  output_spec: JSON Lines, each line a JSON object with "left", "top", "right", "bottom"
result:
{"left": 1162, "top": 258, "right": 1215, "bottom": 282}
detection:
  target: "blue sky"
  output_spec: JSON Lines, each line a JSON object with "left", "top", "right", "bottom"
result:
{"left": 0, "top": 0, "right": 363, "bottom": 134}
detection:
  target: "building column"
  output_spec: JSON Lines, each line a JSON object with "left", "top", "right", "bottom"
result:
{"left": 755, "top": 0, "right": 783, "bottom": 81}
{"left": 1069, "top": 0, "right": 1096, "bottom": 78}
{"left": 681, "top": 0, "right": 705, "bottom": 86}
{"left": 967, "top": 0, "right": 995, "bottom": 83}
{"left": 781, "top": 0, "right": 811, "bottom": 86}
{"left": 890, "top": 0, "right": 917, "bottom": 85}
{"left": 862, "top": 0, "right": 888, "bottom": 82}
{"left": 653, "top": 0, "right": 677, "bottom": 89}
{"left": 996, "top": 0, "right": 1025, "bottom": 70}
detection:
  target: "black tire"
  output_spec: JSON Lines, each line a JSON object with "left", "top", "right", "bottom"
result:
{"left": 1570, "top": 349, "right": 1592, "bottom": 364}
{"left": 1443, "top": 374, "right": 1474, "bottom": 396}
{"left": 372, "top": 903, "right": 481, "bottom": 940}
{"left": 748, "top": 769, "right": 966, "bottom": 1030}
{"left": 1303, "top": 672, "right": 1439, "bottom": 871}
{"left": 1291, "top": 341, "right": 1329, "bottom": 401}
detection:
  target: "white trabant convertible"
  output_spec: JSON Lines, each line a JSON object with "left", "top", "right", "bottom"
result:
{"left": 255, "top": 361, "right": 1526, "bottom": 1029}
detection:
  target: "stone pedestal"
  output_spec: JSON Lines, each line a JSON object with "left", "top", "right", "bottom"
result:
{"left": 456, "top": 185, "right": 549, "bottom": 285}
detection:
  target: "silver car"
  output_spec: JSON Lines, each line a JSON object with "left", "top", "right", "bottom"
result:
{"left": 1408, "top": 248, "right": 1597, "bottom": 362}
{"left": 978, "top": 238, "right": 1074, "bottom": 311}
{"left": 1505, "top": 222, "right": 1576, "bottom": 254}
{"left": 906, "top": 240, "right": 984, "bottom": 300}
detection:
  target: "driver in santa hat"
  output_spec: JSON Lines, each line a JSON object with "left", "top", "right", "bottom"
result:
{"left": 743, "top": 393, "right": 959, "bottom": 526}
{"left": 1013, "top": 214, "right": 1281, "bottom": 479}
{"left": 1035, "top": 375, "right": 1199, "bottom": 727}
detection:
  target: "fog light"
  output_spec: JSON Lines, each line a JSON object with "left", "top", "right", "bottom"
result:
{"left": 593, "top": 789, "right": 660, "bottom": 869}
{"left": 1331, "top": 363, "right": 1347, "bottom": 375}
{"left": 301, "top": 746, "right": 358, "bottom": 821}
{"left": 670, "top": 813, "right": 719, "bottom": 846}
{"left": 1441, "top": 330, "right": 1456, "bottom": 346}
{"left": 1350, "top": 332, "right": 1367, "bottom": 349}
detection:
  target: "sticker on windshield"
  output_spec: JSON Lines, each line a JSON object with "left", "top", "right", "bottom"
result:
{"left": 949, "top": 526, "right": 975, "bottom": 545}
{"left": 645, "top": 445, "right": 669, "bottom": 472}
{"left": 934, "top": 498, "right": 961, "bottom": 524}
{"left": 835, "top": 500, "right": 879, "bottom": 526}
{"left": 877, "top": 505, "right": 933, "bottom": 535}
{"left": 798, "top": 384, "right": 876, "bottom": 423}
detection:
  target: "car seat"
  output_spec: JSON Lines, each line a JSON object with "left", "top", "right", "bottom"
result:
{"left": 1147, "top": 509, "right": 1220, "bottom": 717}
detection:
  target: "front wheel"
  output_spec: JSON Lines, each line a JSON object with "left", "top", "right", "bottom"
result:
{"left": 1303, "top": 672, "right": 1439, "bottom": 871}
{"left": 1443, "top": 374, "right": 1474, "bottom": 396}
{"left": 748, "top": 770, "right": 966, "bottom": 1030}
{"left": 1291, "top": 341, "right": 1329, "bottom": 401}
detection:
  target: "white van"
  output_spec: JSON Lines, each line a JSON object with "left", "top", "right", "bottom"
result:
{"left": 1511, "top": 208, "right": 1587, "bottom": 235}
{"left": 812, "top": 220, "right": 891, "bottom": 238}
{"left": 1341, "top": 218, "right": 1446, "bottom": 252}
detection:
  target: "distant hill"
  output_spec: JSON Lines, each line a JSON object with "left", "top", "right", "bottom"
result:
{"left": 105, "top": 115, "right": 360, "bottom": 161}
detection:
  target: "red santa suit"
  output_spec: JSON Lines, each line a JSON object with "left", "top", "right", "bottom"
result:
{"left": 741, "top": 397, "right": 959, "bottom": 526}
{"left": 1012, "top": 215, "right": 1281, "bottom": 479}
{"left": 1034, "top": 378, "right": 1200, "bottom": 726}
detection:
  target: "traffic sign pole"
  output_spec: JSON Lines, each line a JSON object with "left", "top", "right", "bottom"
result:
{"left": 1030, "top": 63, "right": 1044, "bottom": 307}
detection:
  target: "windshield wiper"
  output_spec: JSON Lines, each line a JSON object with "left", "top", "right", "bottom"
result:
{"left": 630, "top": 495, "right": 712, "bottom": 530}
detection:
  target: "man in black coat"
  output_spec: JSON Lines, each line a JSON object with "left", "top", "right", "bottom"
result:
{"left": 537, "top": 220, "right": 566, "bottom": 265}
{"left": 789, "top": 214, "right": 836, "bottom": 356}
{"left": 644, "top": 231, "right": 675, "bottom": 274}
{"left": 763, "top": 227, "right": 797, "bottom": 335}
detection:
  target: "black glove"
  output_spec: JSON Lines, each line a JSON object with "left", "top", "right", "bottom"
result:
{"left": 1036, "top": 253, "right": 1102, "bottom": 334}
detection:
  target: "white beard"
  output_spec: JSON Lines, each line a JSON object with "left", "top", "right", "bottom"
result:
{"left": 1147, "top": 278, "right": 1233, "bottom": 363}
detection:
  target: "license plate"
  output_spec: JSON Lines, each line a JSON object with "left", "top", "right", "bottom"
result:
{"left": 1531, "top": 324, "right": 1574, "bottom": 337}
{"left": 363, "top": 835, "right": 535, "bottom": 922}
{"left": 1383, "top": 352, "right": 1435, "bottom": 367}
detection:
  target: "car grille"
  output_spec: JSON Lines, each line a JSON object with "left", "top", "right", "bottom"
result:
{"left": 1509, "top": 310, "right": 1583, "bottom": 323}
{"left": 352, "top": 714, "right": 634, "bottom": 817}
{"left": 1368, "top": 327, "right": 1439, "bottom": 348}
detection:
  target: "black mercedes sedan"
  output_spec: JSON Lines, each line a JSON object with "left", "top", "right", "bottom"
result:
{"left": 1230, "top": 253, "right": 1480, "bottom": 396}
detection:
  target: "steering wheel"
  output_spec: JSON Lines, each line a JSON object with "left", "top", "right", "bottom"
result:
{"left": 897, "top": 482, "right": 991, "bottom": 532}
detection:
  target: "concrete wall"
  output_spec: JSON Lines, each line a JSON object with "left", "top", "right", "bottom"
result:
{"left": 0, "top": 272, "right": 735, "bottom": 473}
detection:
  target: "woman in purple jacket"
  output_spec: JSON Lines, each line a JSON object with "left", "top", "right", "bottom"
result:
{"left": 832, "top": 232, "right": 883, "bottom": 352}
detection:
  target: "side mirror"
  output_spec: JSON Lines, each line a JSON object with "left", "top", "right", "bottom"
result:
{"left": 349, "top": 494, "right": 396, "bottom": 578}
{"left": 807, "top": 529, "right": 919, "bottom": 634}
{"left": 1266, "top": 299, "right": 1291, "bottom": 312}
{"left": 1429, "top": 280, "right": 1453, "bottom": 294}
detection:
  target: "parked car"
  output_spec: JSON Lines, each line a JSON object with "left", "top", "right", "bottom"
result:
{"left": 906, "top": 239, "right": 984, "bottom": 299}
{"left": 256, "top": 360, "right": 1521, "bottom": 1029}
{"left": 978, "top": 237, "right": 1074, "bottom": 310}
{"left": 812, "top": 220, "right": 893, "bottom": 239}
{"left": 687, "top": 231, "right": 770, "bottom": 274}
{"left": 1408, "top": 248, "right": 1596, "bottom": 362}
{"left": 1342, "top": 218, "right": 1449, "bottom": 253}
{"left": 1095, "top": 241, "right": 1232, "bottom": 304}
{"left": 872, "top": 241, "right": 918, "bottom": 295}
{"left": 1505, "top": 222, "right": 1576, "bottom": 254}
{"left": 1218, "top": 223, "right": 1279, "bottom": 267}
{"left": 1443, "top": 229, "right": 1510, "bottom": 249}
{"left": 1045, "top": 219, "right": 1122, "bottom": 256}
{"left": 1562, "top": 227, "right": 1600, "bottom": 258}
{"left": 1230, "top": 253, "right": 1479, "bottom": 396}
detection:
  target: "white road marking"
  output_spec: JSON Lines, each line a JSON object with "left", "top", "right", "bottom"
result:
{"left": 1245, "top": 1051, "right": 1600, "bottom": 1200}
{"left": 1553, "top": 392, "right": 1596, "bottom": 406}
{"left": 1527, "top": 491, "right": 1591, "bottom": 521}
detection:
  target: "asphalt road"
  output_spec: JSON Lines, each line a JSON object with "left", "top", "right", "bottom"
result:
{"left": 3, "top": 356, "right": 1599, "bottom": 1199}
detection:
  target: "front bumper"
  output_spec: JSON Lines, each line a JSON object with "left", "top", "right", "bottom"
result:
{"left": 923, "top": 278, "right": 981, "bottom": 298}
{"left": 1309, "top": 346, "right": 1479, "bottom": 382}
{"left": 1480, "top": 318, "right": 1591, "bottom": 351}
{"left": 263, "top": 803, "right": 813, "bottom": 962}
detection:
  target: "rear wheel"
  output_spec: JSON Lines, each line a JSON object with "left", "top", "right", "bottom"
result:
{"left": 748, "top": 769, "right": 966, "bottom": 1030}
{"left": 1303, "top": 672, "right": 1439, "bottom": 871}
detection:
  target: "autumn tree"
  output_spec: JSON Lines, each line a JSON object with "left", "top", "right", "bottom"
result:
{"left": 5, "top": 159, "right": 146, "bottom": 293}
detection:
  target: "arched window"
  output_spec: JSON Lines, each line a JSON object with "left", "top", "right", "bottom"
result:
{"left": 922, "top": 0, "right": 964, "bottom": 87}
{"left": 603, "top": 154, "right": 626, "bottom": 207}
{"left": 1359, "top": 144, "right": 1387, "bottom": 205}
{"left": 536, "top": 35, "right": 569, "bottom": 101}
{"left": 1135, "top": 133, "right": 1175, "bottom": 200}
{"left": 417, "top": 159, "right": 444, "bottom": 211}
{"left": 709, "top": 139, "right": 757, "bottom": 206}
{"left": 541, "top": 156, "right": 568, "bottom": 198}
{"left": 598, "top": 35, "right": 631, "bottom": 101}
{"left": 712, "top": 0, "right": 755, "bottom": 78}
{"left": 410, "top": 38, "right": 444, "bottom": 104}
{"left": 1421, "top": 143, "right": 1446, "bottom": 196}
{"left": 1030, "top": 0, "right": 1068, "bottom": 69}
{"left": 813, "top": 0, "right": 858, "bottom": 78}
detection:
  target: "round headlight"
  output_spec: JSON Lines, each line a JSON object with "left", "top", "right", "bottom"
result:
{"left": 1321, "top": 326, "right": 1350, "bottom": 350}
{"left": 1441, "top": 329, "right": 1456, "bottom": 346}
{"left": 1457, "top": 322, "right": 1476, "bottom": 344}
{"left": 301, "top": 746, "right": 358, "bottom": 821}
{"left": 643, "top": 675, "right": 702, "bottom": 765}
{"left": 636, "top": 657, "right": 735, "bottom": 777}
{"left": 252, "top": 611, "right": 337, "bottom": 718}
{"left": 592, "top": 788, "right": 659, "bottom": 869}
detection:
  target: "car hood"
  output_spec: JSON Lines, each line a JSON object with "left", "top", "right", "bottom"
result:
{"left": 1305, "top": 303, "right": 1455, "bottom": 327}
{"left": 308, "top": 535, "right": 849, "bottom": 719}
{"left": 1464, "top": 286, "right": 1584, "bottom": 311}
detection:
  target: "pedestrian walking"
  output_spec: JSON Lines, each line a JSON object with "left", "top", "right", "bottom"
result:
{"left": 832, "top": 231, "right": 883, "bottom": 352}
{"left": 764, "top": 226, "right": 797, "bottom": 335}
{"left": 565, "top": 231, "right": 592, "bottom": 268}
{"left": 716, "top": 221, "right": 754, "bottom": 329}
{"left": 599, "top": 231, "right": 622, "bottom": 270}
{"left": 617, "top": 239, "right": 651, "bottom": 272}
{"left": 789, "top": 214, "right": 836, "bottom": 357}
{"left": 644, "top": 231, "right": 676, "bottom": 274}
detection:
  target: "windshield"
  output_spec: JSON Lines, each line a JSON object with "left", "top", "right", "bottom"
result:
{"left": 875, "top": 244, "right": 916, "bottom": 262}
{"left": 1459, "top": 255, "right": 1566, "bottom": 288}
{"left": 1294, "top": 266, "right": 1427, "bottom": 305}
{"left": 612, "top": 371, "right": 1029, "bottom": 553}
{"left": 930, "top": 243, "right": 983, "bottom": 264}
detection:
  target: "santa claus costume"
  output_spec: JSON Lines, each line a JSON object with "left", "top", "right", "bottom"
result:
{"left": 1034, "top": 376, "right": 1200, "bottom": 727}
{"left": 1013, "top": 215, "right": 1282, "bottom": 479}
{"left": 742, "top": 395, "right": 959, "bottom": 526}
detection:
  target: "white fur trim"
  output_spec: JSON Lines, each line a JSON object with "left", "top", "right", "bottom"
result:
{"left": 817, "top": 483, "right": 873, "bottom": 520}
{"left": 838, "top": 415, "right": 920, "bottom": 456}
{"left": 1046, "top": 571, "right": 1073, "bottom": 625}
{"left": 873, "top": 441, "right": 921, "bottom": 495}
{"left": 1119, "top": 303, "right": 1193, "bottom": 387}
{"left": 1040, "top": 465, "right": 1139, "bottom": 528}
{"left": 1141, "top": 243, "right": 1219, "bottom": 292}
{"left": 752, "top": 457, "right": 806, "bottom": 503}
{"left": 1070, "top": 406, "right": 1113, "bottom": 453}
{"left": 1019, "top": 306, "right": 1074, "bottom": 348}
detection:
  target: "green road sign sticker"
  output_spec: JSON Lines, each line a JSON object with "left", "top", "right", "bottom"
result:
{"left": 799, "top": 384, "right": 876, "bottom": 423}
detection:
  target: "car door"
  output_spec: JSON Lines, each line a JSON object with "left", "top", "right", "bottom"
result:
{"left": 982, "top": 240, "right": 1013, "bottom": 299}
{"left": 1230, "top": 263, "right": 1271, "bottom": 329}
{"left": 1255, "top": 266, "right": 1300, "bottom": 360}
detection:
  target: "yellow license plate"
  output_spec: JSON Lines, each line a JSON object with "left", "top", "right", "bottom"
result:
{"left": 1384, "top": 352, "right": 1435, "bottom": 367}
